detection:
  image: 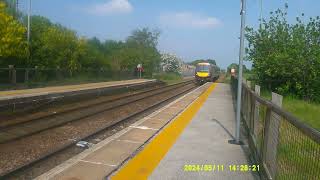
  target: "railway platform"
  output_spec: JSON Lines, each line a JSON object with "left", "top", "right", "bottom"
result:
{"left": 36, "top": 83, "right": 258, "bottom": 180}
{"left": 0, "top": 79, "right": 158, "bottom": 112}
{"left": 0, "top": 79, "right": 155, "bottom": 100}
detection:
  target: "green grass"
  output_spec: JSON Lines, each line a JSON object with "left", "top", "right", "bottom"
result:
{"left": 260, "top": 90, "right": 320, "bottom": 130}
{"left": 233, "top": 77, "right": 320, "bottom": 179}
{"left": 252, "top": 90, "right": 320, "bottom": 179}
{"left": 283, "top": 96, "right": 320, "bottom": 130}
{"left": 276, "top": 133, "right": 319, "bottom": 180}
{"left": 153, "top": 73, "right": 184, "bottom": 85}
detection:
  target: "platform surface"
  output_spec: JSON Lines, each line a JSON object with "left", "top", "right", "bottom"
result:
{"left": 35, "top": 83, "right": 210, "bottom": 180}
{"left": 0, "top": 79, "right": 154, "bottom": 100}
{"left": 36, "top": 83, "right": 258, "bottom": 180}
{"left": 149, "top": 83, "right": 257, "bottom": 179}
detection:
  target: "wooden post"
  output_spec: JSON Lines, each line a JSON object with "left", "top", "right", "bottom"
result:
{"left": 246, "top": 81, "right": 251, "bottom": 126}
{"left": 56, "top": 66, "right": 61, "bottom": 80}
{"left": 34, "top": 66, "right": 39, "bottom": 81}
{"left": 253, "top": 85, "right": 260, "bottom": 140}
{"left": 263, "top": 92, "right": 283, "bottom": 179}
{"left": 9, "top": 65, "right": 16, "bottom": 85}
{"left": 8, "top": 65, "right": 13, "bottom": 83}
{"left": 24, "top": 68, "right": 29, "bottom": 82}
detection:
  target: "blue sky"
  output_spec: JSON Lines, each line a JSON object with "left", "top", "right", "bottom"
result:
{"left": 19, "top": 0, "right": 320, "bottom": 69}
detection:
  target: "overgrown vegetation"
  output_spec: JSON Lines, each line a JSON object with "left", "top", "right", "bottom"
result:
{"left": 161, "top": 53, "right": 182, "bottom": 74}
{"left": 0, "top": 1, "right": 161, "bottom": 77}
{"left": 246, "top": 4, "right": 320, "bottom": 102}
{"left": 260, "top": 90, "right": 320, "bottom": 130}
{"left": 189, "top": 59, "right": 216, "bottom": 66}
{"left": 226, "top": 63, "right": 250, "bottom": 75}
{"left": 153, "top": 72, "right": 183, "bottom": 85}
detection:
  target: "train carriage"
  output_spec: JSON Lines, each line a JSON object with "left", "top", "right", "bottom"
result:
{"left": 195, "top": 62, "right": 220, "bottom": 84}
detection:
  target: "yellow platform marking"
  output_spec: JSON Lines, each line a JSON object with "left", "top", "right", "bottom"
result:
{"left": 111, "top": 83, "right": 217, "bottom": 180}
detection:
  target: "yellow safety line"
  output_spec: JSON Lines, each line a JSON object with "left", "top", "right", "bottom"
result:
{"left": 111, "top": 83, "right": 217, "bottom": 180}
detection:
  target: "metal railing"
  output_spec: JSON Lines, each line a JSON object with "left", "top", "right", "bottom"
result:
{"left": 0, "top": 67, "right": 135, "bottom": 88}
{"left": 231, "top": 76, "right": 320, "bottom": 180}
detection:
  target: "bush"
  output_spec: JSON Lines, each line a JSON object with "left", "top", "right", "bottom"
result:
{"left": 246, "top": 4, "right": 320, "bottom": 102}
{"left": 154, "top": 72, "right": 181, "bottom": 80}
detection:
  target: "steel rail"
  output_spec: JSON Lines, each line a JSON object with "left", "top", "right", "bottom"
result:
{"left": 0, "top": 81, "right": 197, "bottom": 178}
{"left": 0, "top": 80, "right": 187, "bottom": 129}
{"left": 0, "top": 80, "right": 194, "bottom": 144}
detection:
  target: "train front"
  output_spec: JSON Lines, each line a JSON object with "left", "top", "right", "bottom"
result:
{"left": 195, "top": 63, "right": 211, "bottom": 83}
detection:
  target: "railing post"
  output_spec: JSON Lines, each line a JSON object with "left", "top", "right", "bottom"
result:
{"left": 8, "top": 65, "right": 12, "bottom": 83}
{"left": 253, "top": 85, "right": 260, "bottom": 140}
{"left": 262, "top": 92, "right": 283, "bottom": 179}
{"left": 24, "top": 68, "right": 29, "bottom": 82}
{"left": 9, "top": 65, "right": 16, "bottom": 85}
{"left": 247, "top": 81, "right": 251, "bottom": 126}
{"left": 56, "top": 66, "right": 61, "bottom": 80}
{"left": 34, "top": 66, "right": 39, "bottom": 81}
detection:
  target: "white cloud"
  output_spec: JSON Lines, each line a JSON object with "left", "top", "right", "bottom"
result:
{"left": 87, "top": 0, "right": 133, "bottom": 16}
{"left": 159, "top": 12, "right": 221, "bottom": 29}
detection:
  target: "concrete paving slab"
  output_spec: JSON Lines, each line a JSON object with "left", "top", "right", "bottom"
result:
{"left": 169, "top": 104, "right": 188, "bottom": 109}
{"left": 36, "top": 83, "right": 211, "bottom": 180}
{"left": 117, "top": 128, "right": 156, "bottom": 142}
{"left": 151, "top": 113, "right": 177, "bottom": 121}
{"left": 139, "top": 118, "right": 170, "bottom": 129}
{"left": 149, "top": 83, "right": 259, "bottom": 180}
{"left": 53, "top": 161, "right": 114, "bottom": 180}
{"left": 83, "top": 140, "right": 141, "bottom": 166}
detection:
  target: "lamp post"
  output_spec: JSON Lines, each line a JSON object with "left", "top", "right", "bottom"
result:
{"left": 260, "top": 0, "right": 262, "bottom": 27}
{"left": 27, "top": 0, "right": 31, "bottom": 43}
{"left": 234, "top": 0, "right": 246, "bottom": 144}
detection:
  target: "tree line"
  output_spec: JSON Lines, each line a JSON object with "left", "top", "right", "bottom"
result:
{"left": 189, "top": 59, "right": 217, "bottom": 66}
{"left": 245, "top": 4, "right": 320, "bottom": 102}
{"left": 0, "top": 1, "right": 161, "bottom": 76}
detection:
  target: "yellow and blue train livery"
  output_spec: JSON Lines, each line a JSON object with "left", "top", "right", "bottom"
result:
{"left": 195, "top": 62, "right": 220, "bottom": 83}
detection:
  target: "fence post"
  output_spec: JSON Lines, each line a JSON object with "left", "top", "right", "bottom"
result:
{"left": 56, "top": 66, "right": 61, "bottom": 80}
{"left": 34, "top": 66, "right": 39, "bottom": 81}
{"left": 262, "top": 92, "right": 283, "bottom": 179}
{"left": 9, "top": 65, "right": 16, "bottom": 85}
{"left": 25, "top": 68, "right": 29, "bottom": 82}
{"left": 253, "top": 85, "right": 260, "bottom": 140}
{"left": 8, "top": 65, "right": 12, "bottom": 83}
{"left": 246, "top": 81, "right": 251, "bottom": 127}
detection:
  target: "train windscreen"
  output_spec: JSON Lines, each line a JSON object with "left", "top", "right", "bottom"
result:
{"left": 196, "top": 65, "right": 210, "bottom": 72}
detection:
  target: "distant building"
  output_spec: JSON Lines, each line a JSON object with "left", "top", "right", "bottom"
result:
{"left": 180, "top": 63, "right": 195, "bottom": 77}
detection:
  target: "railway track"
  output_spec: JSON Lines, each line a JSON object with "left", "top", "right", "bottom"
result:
{"left": 0, "top": 80, "right": 192, "bottom": 144}
{"left": 0, "top": 80, "right": 197, "bottom": 178}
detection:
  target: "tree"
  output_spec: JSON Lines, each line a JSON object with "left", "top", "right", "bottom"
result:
{"left": 246, "top": 4, "right": 320, "bottom": 101}
{"left": 0, "top": 0, "right": 21, "bottom": 18}
{"left": 127, "top": 27, "right": 160, "bottom": 49}
{"left": 227, "top": 63, "right": 248, "bottom": 74}
{"left": 27, "top": 16, "right": 85, "bottom": 71}
{"left": 124, "top": 28, "right": 161, "bottom": 74}
{"left": 206, "top": 59, "right": 216, "bottom": 65}
{"left": 0, "top": 2, "right": 28, "bottom": 66}
{"left": 0, "top": 6, "right": 164, "bottom": 81}
{"left": 189, "top": 59, "right": 216, "bottom": 66}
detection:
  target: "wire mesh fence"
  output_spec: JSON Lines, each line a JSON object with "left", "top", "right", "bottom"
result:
{"left": 231, "top": 76, "right": 320, "bottom": 180}
{"left": 0, "top": 67, "right": 136, "bottom": 89}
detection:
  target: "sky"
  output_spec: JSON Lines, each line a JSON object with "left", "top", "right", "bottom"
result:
{"left": 18, "top": 0, "right": 320, "bottom": 69}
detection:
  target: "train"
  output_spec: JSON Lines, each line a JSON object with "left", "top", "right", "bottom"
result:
{"left": 194, "top": 62, "right": 220, "bottom": 84}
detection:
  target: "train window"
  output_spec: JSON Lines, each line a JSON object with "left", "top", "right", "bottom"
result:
{"left": 196, "top": 65, "right": 210, "bottom": 72}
